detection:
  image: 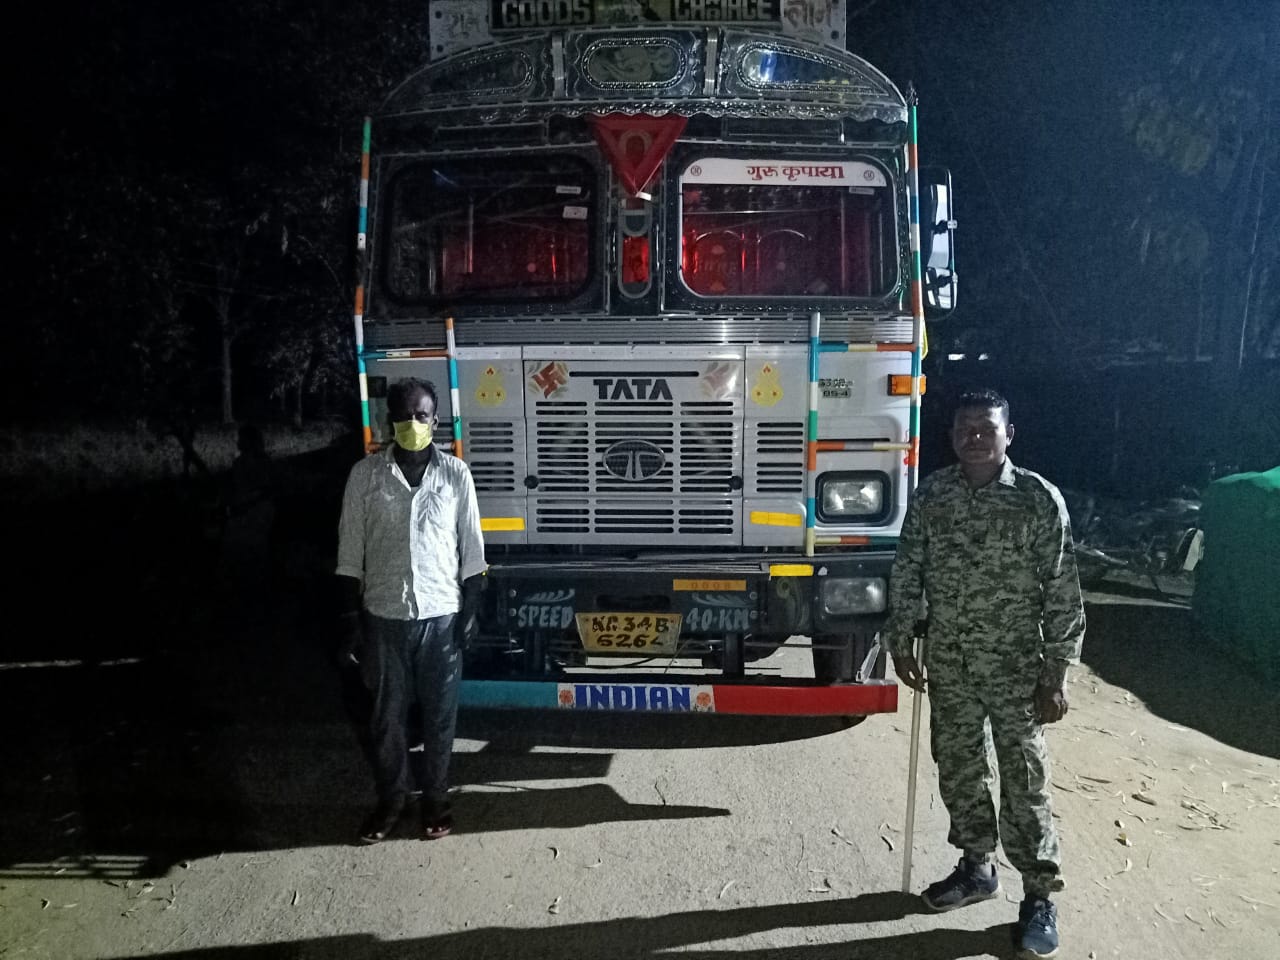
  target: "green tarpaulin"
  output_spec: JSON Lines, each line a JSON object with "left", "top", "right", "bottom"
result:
{"left": 1193, "top": 467, "right": 1280, "bottom": 685}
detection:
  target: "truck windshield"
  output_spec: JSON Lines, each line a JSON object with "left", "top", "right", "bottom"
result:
{"left": 382, "top": 156, "right": 594, "bottom": 303}
{"left": 679, "top": 158, "right": 896, "bottom": 299}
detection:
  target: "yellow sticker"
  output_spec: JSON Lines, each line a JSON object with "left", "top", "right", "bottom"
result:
{"left": 750, "top": 362, "right": 784, "bottom": 406}
{"left": 474, "top": 365, "right": 507, "bottom": 407}
{"left": 672, "top": 579, "right": 747, "bottom": 592}
{"left": 749, "top": 510, "right": 803, "bottom": 528}
{"left": 768, "top": 563, "right": 814, "bottom": 577}
{"left": 480, "top": 517, "right": 525, "bottom": 532}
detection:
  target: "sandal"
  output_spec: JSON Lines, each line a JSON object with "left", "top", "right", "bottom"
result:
{"left": 422, "top": 803, "right": 454, "bottom": 841}
{"left": 358, "top": 797, "right": 407, "bottom": 845}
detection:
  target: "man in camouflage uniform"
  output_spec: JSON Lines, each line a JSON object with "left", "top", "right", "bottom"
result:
{"left": 885, "top": 389, "right": 1085, "bottom": 960}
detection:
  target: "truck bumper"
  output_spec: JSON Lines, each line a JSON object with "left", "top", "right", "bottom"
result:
{"left": 460, "top": 677, "right": 898, "bottom": 716}
{"left": 485, "top": 550, "right": 897, "bottom": 641}
{"left": 466, "top": 550, "right": 897, "bottom": 711}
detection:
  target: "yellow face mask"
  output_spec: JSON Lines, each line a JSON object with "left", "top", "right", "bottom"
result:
{"left": 392, "top": 419, "right": 433, "bottom": 452}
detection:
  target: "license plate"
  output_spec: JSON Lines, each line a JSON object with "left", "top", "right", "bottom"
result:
{"left": 575, "top": 613, "right": 683, "bottom": 654}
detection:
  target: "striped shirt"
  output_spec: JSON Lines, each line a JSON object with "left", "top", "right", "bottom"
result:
{"left": 336, "top": 446, "right": 487, "bottom": 621}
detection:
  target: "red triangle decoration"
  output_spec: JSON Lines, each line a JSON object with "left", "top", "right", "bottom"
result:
{"left": 589, "top": 113, "right": 688, "bottom": 196}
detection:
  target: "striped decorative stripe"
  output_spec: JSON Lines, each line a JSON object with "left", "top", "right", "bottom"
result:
{"left": 365, "top": 348, "right": 449, "bottom": 360}
{"left": 357, "top": 119, "right": 371, "bottom": 251}
{"left": 814, "top": 535, "right": 899, "bottom": 547}
{"left": 445, "top": 316, "right": 464, "bottom": 460}
{"left": 358, "top": 360, "right": 371, "bottom": 449}
{"left": 906, "top": 96, "right": 925, "bottom": 478}
{"left": 804, "top": 311, "right": 821, "bottom": 557}
{"left": 817, "top": 342, "right": 915, "bottom": 353}
{"left": 458, "top": 679, "right": 898, "bottom": 716}
{"left": 353, "top": 117, "right": 373, "bottom": 452}
{"left": 816, "top": 441, "right": 912, "bottom": 453}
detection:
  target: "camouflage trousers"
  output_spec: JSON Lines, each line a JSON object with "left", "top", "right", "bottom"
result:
{"left": 929, "top": 666, "right": 1063, "bottom": 898}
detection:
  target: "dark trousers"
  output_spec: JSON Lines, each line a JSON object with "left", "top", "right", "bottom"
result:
{"left": 360, "top": 613, "right": 461, "bottom": 807}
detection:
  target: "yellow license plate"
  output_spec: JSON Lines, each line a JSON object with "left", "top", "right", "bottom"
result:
{"left": 575, "top": 613, "right": 683, "bottom": 654}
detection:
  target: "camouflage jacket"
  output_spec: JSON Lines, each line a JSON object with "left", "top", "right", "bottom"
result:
{"left": 883, "top": 459, "right": 1085, "bottom": 687}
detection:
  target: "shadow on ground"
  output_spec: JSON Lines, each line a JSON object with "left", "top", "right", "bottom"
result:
{"left": 107, "top": 892, "right": 1015, "bottom": 960}
{"left": 1083, "top": 591, "right": 1280, "bottom": 758}
{"left": 0, "top": 568, "right": 858, "bottom": 881}
{"left": 0, "top": 626, "right": 737, "bottom": 880}
{"left": 0, "top": 442, "right": 875, "bottom": 881}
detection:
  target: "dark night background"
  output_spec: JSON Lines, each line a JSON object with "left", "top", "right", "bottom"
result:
{"left": 2, "top": 0, "right": 1278, "bottom": 495}
{"left": 1, "top": 3, "right": 1277, "bottom": 915}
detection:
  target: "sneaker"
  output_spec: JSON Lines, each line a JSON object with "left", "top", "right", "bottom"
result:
{"left": 921, "top": 857, "right": 1000, "bottom": 912}
{"left": 1017, "top": 897, "right": 1059, "bottom": 958}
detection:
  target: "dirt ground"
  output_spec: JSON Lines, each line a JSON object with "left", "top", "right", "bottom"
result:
{"left": 1, "top": 573, "right": 1277, "bottom": 960}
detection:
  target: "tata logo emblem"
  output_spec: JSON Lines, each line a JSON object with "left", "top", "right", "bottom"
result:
{"left": 602, "top": 440, "right": 666, "bottom": 482}
{"left": 592, "top": 377, "right": 673, "bottom": 401}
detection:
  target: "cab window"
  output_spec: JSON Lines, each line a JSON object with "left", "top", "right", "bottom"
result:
{"left": 679, "top": 159, "right": 896, "bottom": 299}
{"left": 382, "top": 155, "right": 594, "bottom": 303}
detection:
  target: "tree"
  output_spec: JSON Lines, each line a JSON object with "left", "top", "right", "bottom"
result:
{"left": 3, "top": 0, "right": 428, "bottom": 425}
{"left": 1120, "top": 22, "right": 1279, "bottom": 367}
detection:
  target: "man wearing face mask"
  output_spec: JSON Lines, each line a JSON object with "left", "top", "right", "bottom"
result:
{"left": 335, "top": 377, "right": 486, "bottom": 844}
{"left": 884, "top": 390, "right": 1085, "bottom": 960}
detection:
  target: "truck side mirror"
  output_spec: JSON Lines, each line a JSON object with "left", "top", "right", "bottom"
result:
{"left": 920, "top": 166, "right": 957, "bottom": 320}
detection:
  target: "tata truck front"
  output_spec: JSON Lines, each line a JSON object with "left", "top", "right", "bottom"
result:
{"left": 351, "top": 1, "right": 955, "bottom": 718}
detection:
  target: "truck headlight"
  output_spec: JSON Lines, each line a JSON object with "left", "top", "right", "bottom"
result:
{"left": 817, "top": 472, "right": 890, "bottom": 522}
{"left": 820, "top": 577, "right": 887, "bottom": 615}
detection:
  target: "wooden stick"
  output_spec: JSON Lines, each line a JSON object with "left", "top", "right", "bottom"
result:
{"left": 901, "top": 633, "right": 927, "bottom": 893}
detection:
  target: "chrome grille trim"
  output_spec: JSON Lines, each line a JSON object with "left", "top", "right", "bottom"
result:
{"left": 365, "top": 315, "right": 914, "bottom": 349}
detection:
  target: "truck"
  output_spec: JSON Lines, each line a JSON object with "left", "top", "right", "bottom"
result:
{"left": 349, "top": 0, "right": 957, "bottom": 719}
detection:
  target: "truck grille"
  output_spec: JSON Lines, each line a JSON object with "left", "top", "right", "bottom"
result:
{"left": 526, "top": 362, "right": 746, "bottom": 544}
{"left": 532, "top": 401, "right": 593, "bottom": 493}
{"left": 748, "top": 421, "right": 806, "bottom": 495}
{"left": 465, "top": 420, "right": 520, "bottom": 494}
{"left": 532, "top": 400, "right": 741, "bottom": 497}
